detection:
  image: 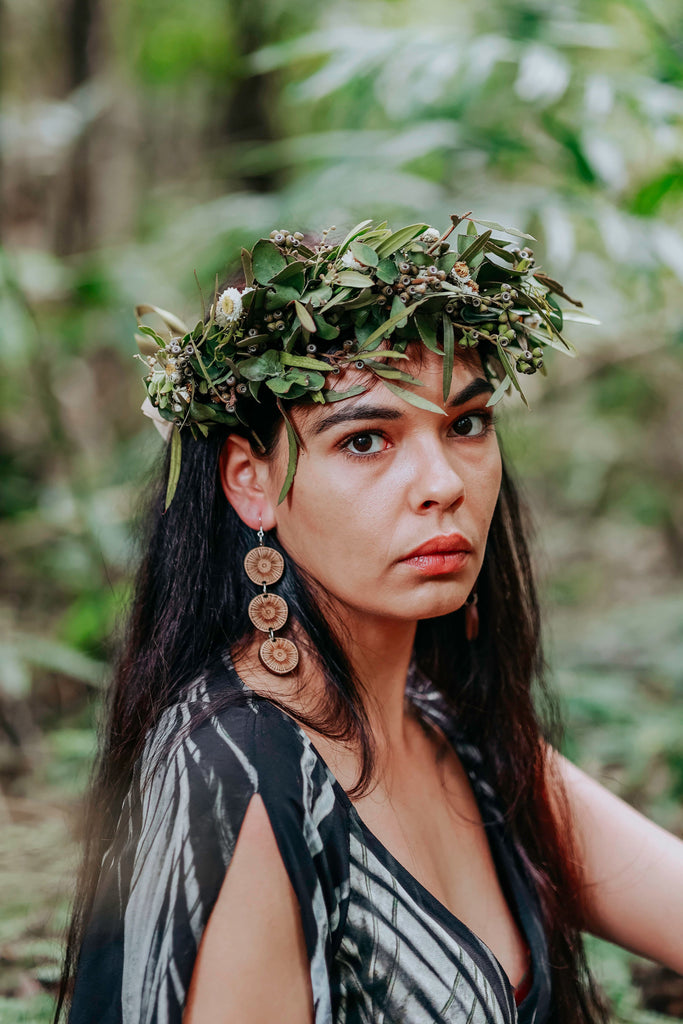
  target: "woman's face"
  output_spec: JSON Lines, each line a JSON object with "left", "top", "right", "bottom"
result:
{"left": 261, "top": 346, "right": 502, "bottom": 625}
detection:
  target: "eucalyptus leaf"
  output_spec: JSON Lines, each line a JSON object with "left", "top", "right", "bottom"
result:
{"left": 486, "top": 376, "right": 512, "bottom": 407}
{"left": 312, "top": 314, "right": 340, "bottom": 339}
{"left": 350, "top": 240, "right": 379, "bottom": 267}
{"left": 294, "top": 299, "right": 316, "bottom": 332}
{"left": 495, "top": 342, "right": 528, "bottom": 407}
{"left": 241, "top": 247, "right": 254, "bottom": 287}
{"left": 265, "top": 284, "right": 302, "bottom": 310}
{"left": 305, "top": 285, "right": 333, "bottom": 308}
{"left": 470, "top": 219, "right": 535, "bottom": 240}
{"left": 266, "top": 376, "right": 294, "bottom": 394}
{"left": 337, "top": 219, "right": 374, "bottom": 254}
{"left": 379, "top": 378, "right": 446, "bottom": 415}
{"left": 136, "top": 333, "right": 160, "bottom": 357}
{"left": 375, "top": 224, "right": 429, "bottom": 259}
{"left": 336, "top": 271, "right": 374, "bottom": 288}
{"left": 252, "top": 239, "right": 287, "bottom": 284}
{"left": 459, "top": 230, "right": 492, "bottom": 265}
{"left": 278, "top": 415, "right": 299, "bottom": 504}
{"left": 358, "top": 297, "right": 426, "bottom": 351}
{"left": 415, "top": 314, "right": 442, "bottom": 355}
{"left": 164, "top": 428, "right": 182, "bottom": 512}
{"left": 442, "top": 313, "right": 454, "bottom": 402}
{"left": 281, "top": 352, "right": 332, "bottom": 372}
{"left": 376, "top": 258, "right": 399, "bottom": 284}
{"left": 239, "top": 350, "right": 282, "bottom": 380}
{"left": 136, "top": 304, "right": 190, "bottom": 336}
{"left": 320, "top": 385, "right": 367, "bottom": 402}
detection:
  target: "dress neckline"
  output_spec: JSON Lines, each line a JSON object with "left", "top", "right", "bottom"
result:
{"left": 221, "top": 649, "right": 542, "bottom": 1017}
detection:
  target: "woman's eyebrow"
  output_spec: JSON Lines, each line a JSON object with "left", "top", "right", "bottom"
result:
{"left": 310, "top": 377, "right": 494, "bottom": 436}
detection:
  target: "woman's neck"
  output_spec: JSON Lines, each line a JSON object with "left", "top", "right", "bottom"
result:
{"left": 231, "top": 612, "right": 419, "bottom": 755}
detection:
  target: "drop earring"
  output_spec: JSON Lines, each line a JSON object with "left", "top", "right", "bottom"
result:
{"left": 244, "top": 517, "right": 299, "bottom": 674}
{"left": 464, "top": 587, "right": 479, "bottom": 642}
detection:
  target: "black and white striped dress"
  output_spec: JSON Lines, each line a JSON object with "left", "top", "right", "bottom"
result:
{"left": 69, "top": 651, "right": 553, "bottom": 1024}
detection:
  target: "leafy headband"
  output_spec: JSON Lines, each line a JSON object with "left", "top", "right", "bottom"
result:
{"left": 135, "top": 213, "right": 589, "bottom": 510}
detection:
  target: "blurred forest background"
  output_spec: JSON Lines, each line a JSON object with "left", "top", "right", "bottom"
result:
{"left": 1, "top": 0, "right": 682, "bottom": 1020}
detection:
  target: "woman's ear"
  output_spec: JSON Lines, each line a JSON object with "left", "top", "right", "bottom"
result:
{"left": 218, "top": 435, "right": 277, "bottom": 532}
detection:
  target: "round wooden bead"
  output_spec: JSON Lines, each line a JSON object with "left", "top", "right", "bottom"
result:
{"left": 259, "top": 637, "right": 299, "bottom": 675}
{"left": 244, "top": 545, "right": 284, "bottom": 585}
{"left": 248, "top": 592, "right": 288, "bottom": 633}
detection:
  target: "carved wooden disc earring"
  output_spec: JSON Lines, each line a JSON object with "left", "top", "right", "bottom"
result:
{"left": 244, "top": 520, "right": 299, "bottom": 675}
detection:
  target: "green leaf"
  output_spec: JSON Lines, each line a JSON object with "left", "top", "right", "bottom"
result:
{"left": 270, "top": 261, "right": 306, "bottom": 290}
{"left": 414, "top": 314, "right": 442, "bottom": 355}
{"left": 467, "top": 219, "right": 477, "bottom": 236}
{"left": 337, "top": 218, "right": 374, "bottom": 254}
{"left": 470, "top": 218, "right": 535, "bottom": 240}
{"left": 320, "top": 385, "right": 367, "bottom": 402}
{"left": 188, "top": 399, "right": 236, "bottom": 424}
{"left": 357, "top": 297, "right": 426, "bottom": 351}
{"left": 336, "top": 270, "right": 373, "bottom": 288}
{"left": 350, "top": 240, "right": 379, "bottom": 267}
{"left": 265, "top": 376, "right": 294, "bottom": 394}
{"left": 164, "top": 428, "right": 182, "bottom": 512}
{"left": 265, "top": 284, "right": 301, "bottom": 310}
{"left": 390, "top": 293, "right": 408, "bottom": 329}
{"left": 459, "top": 229, "right": 492, "bottom": 265}
{"left": 312, "top": 314, "right": 340, "bottom": 339}
{"left": 495, "top": 342, "right": 529, "bottom": 407}
{"left": 439, "top": 252, "right": 459, "bottom": 274}
{"left": 486, "top": 376, "right": 512, "bottom": 407}
{"left": 376, "top": 258, "right": 399, "bottom": 284}
{"left": 375, "top": 223, "right": 429, "bottom": 259}
{"left": 241, "top": 247, "right": 254, "bottom": 287}
{"left": 305, "top": 285, "right": 333, "bottom": 308}
{"left": 238, "top": 350, "right": 281, "bottom": 380}
{"left": 365, "top": 361, "right": 423, "bottom": 384}
{"left": 135, "top": 332, "right": 160, "bottom": 357}
{"left": 294, "top": 299, "right": 316, "bottom": 332}
{"left": 321, "top": 288, "right": 352, "bottom": 312}
{"left": 442, "top": 313, "right": 454, "bottom": 402}
{"left": 379, "top": 378, "right": 447, "bottom": 415}
{"left": 281, "top": 352, "right": 331, "bottom": 372}
{"left": 136, "top": 304, "right": 190, "bottom": 336}
{"left": 278, "top": 415, "right": 299, "bottom": 504}
{"left": 252, "top": 239, "right": 287, "bottom": 284}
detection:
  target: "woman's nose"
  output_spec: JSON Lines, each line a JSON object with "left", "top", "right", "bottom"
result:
{"left": 408, "top": 437, "right": 466, "bottom": 512}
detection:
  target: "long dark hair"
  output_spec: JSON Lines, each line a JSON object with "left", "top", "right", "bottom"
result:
{"left": 55, "top": 348, "right": 610, "bottom": 1024}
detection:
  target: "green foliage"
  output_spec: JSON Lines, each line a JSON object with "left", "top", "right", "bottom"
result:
{"left": 1, "top": 0, "right": 682, "bottom": 1015}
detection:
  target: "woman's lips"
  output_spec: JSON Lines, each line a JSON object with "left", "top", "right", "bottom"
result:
{"left": 400, "top": 550, "right": 471, "bottom": 575}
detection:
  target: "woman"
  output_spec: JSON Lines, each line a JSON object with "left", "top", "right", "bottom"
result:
{"left": 56, "top": 217, "right": 683, "bottom": 1024}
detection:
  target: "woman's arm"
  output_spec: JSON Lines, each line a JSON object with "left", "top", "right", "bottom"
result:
{"left": 547, "top": 746, "right": 683, "bottom": 973}
{"left": 183, "top": 793, "right": 315, "bottom": 1024}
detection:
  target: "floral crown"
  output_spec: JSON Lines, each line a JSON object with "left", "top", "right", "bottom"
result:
{"left": 135, "top": 213, "right": 587, "bottom": 509}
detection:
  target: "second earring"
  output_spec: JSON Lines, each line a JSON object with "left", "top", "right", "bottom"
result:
{"left": 244, "top": 524, "right": 299, "bottom": 675}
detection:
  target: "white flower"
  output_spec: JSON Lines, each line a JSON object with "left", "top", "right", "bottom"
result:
{"left": 215, "top": 287, "right": 244, "bottom": 327}
{"left": 420, "top": 227, "right": 441, "bottom": 244}
{"left": 340, "top": 250, "right": 364, "bottom": 270}
{"left": 141, "top": 397, "right": 174, "bottom": 441}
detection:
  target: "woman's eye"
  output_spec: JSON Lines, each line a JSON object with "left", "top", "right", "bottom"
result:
{"left": 451, "top": 412, "right": 492, "bottom": 437}
{"left": 342, "top": 432, "right": 386, "bottom": 456}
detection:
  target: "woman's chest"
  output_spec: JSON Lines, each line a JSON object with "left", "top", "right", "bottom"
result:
{"left": 307, "top": 716, "right": 532, "bottom": 995}
{"left": 332, "top": 816, "right": 520, "bottom": 1024}
{"left": 347, "top": 744, "right": 530, "bottom": 993}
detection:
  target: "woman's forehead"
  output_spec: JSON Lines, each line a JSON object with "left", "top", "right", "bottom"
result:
{"left": 294, "top": 345, "right": 489, "bottom": 435}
